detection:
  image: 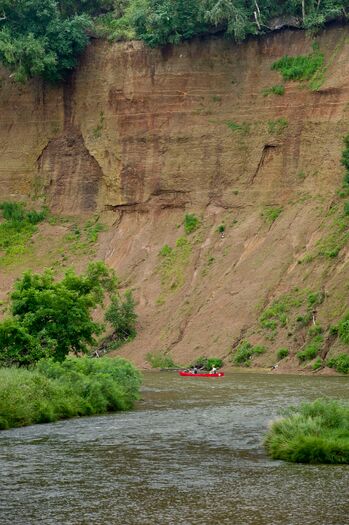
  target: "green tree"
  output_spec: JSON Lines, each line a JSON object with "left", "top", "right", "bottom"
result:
{"left": 0, "top": 0, "right": 91, "bottom": 82}
{"left": 0, "top": 262, "right": 117, "bottom": 365}
{"left": 105, "top": 289, "right": 137, "bottom": 341}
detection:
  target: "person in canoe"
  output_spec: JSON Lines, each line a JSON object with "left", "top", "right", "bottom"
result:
{"left": 192, "top": 366, "right": 198, "bottom": 374}
{"left": 210, "top": 365, "right": 217, "bottom": 374}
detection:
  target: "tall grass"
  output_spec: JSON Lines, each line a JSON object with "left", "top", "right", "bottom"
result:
{"left": 265, "top": 399, "right": 349, "bottom": 464}
{"left": 0, "top": 201, "right": 47, "bottom": 266}
{"left": 0, "top": 357, "right": 141, "bottom": 430}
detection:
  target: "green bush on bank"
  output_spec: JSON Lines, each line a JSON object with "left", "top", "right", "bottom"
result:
{"left": 265, "top": 398, "right": 349, "bottom": 464}
{"left": 0, "top": 357, "right": 141, "bottom": 430}
{"left": 327, "top": 353, "right": 349, "bottom": 374}
{"left": 233, "top": 340, "right": 265, "bottom": 366}
{"left": 146, "top": 351, "right": 177, "bottom": 368}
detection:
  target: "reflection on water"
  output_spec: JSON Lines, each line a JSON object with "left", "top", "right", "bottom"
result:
{"left": 0, "top": 372, "right": 348, "bottom": 525}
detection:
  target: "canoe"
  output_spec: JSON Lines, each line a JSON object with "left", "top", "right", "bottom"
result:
{"left": 179, "top": 371, "right": 224, "bottom": 377}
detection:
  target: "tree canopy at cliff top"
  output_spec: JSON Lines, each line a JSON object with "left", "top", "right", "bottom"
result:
{"left": 0, "top": 1, "right": 349, "bottom": 82}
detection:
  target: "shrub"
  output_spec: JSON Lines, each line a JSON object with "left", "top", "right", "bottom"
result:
{"left": 105, "top": 290, "right": 137, "bottom": 342}
{"left": 312, "top": 357, "right": 323, "bottom": 370}
{"left": 0, "top": 357, "right": 142, "bottom": 429}
{"left": 264, "top": 398, "right": 349, "bottom": 464}
{"left": 262, "top": 85, "right": 285, "bottom": 96}
{"left": 272, "top": 47, "right": 324, "bottom": 82}
{"left": 217, "top": 224, "right": 225, "bottom": 233}
{"left": 327, "top": 354, "right": 349, "bottom": 374}
{"left": 146, "top": 351, "right": 177, "bottom": 368}
{"left": 184, "top": 213, "right": 200, "bottom": 235}
{"left": 277, "top": 348, "right": 289, "bottom": 360}
{"left": 233, "top": 341, "right": 265, "bottom": 366}
{"left": 0, "top": 201, "right": 47, "bottom": 265}
{"left": 337, "top": 312, "right": 349, "bottom": 345}
{"left": 297, "top": 335, "right": 323, "bottom": 362}
{"left": 191, "top": 356, "right": 223, "bottom": 370}
{"left": 159, "top": 244, "right": 173, "bottom": 257}
{"left": 308, "top": 323, "right": 323, "bottom": 337}
{"left": 0, "top": 262, "right": 117, "bottom": 365}
{"left": 262, "top": 206, "right": 283, "bottom": 224}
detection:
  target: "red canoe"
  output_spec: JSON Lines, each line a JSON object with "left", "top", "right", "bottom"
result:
{"left": 179, "top": 371, "right": 224, "bottom": 377}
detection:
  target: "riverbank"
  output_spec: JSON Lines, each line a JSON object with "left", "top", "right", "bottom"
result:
{"left": 0, "top": 357, "right": 141, "bottom": 430}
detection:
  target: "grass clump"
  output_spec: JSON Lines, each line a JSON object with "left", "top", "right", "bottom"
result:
{"left": 224, "top": 120, "right": 250, "bottom": 134}
{"left": 0, "top": 201, "right": 47, "bottom": 266}
{"left": 157, "top": 237, "right": 192, "bottom": 297}
{"left": 277, "top": 348, "right": 289, "bottom": 360}
{"left": 260, "top": 289, "right": 304, "bottom": 332}
{"left": 262, "top": 85, "right": 285, "bottom": 96}
{"left": 192, "top": 356, "right": 223, "bottom": 370}
{"left": 262, "top": 206, "right": 283, "bottom": 224}
{"left": 265, "top": 398, "right": 349, "bottom": 464}
{"left": 146, "top": 351, "right": 177, "bottom": 369}
{"left": 184, "top": 213, "right": 200, "bottom": 235}
{"left": 267, "top": 117, "right": 288, "bottom": 135}
{"left": 297, "top": 335, "right": 323, "bottom": 362}
{"left": 327, "top": 353, "right": 349, "bottom": 374}
{"left": 233, "top": 340, "right": 265, "bottom": 366}
{"left": 0, "top": 357, "right": 142, "bottom": 430}
{"left": 272, "top": 45, "right": 324, "bottom": 84}
{"left": 312, "top": 357, "right": 323, "bottom": 370}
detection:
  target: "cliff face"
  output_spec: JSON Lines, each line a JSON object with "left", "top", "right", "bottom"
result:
{"left": 2, "top": 25, "right": 349, "bottom": 368}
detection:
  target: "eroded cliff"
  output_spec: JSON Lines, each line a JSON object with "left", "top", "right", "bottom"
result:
{"left": 2, "top": 24, "right": 349, "bottom": 369}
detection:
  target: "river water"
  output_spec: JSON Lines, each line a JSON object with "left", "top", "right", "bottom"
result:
{"left": 0, "top": 372, "right": 348, "bottom": 525}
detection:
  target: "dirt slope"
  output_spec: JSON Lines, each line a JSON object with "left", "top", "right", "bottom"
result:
{"left": 2, "top": 24, "right": 349, "bottom": 369}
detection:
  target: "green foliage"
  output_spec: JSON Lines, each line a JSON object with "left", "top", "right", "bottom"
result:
{"left": 0, "top": 0, "right": 93, "bottom": 82}
{"left": 308, "top": 323, "right": 323, "bottom": 336}
{"left": 272, "top": 46, "right": 324, "bottom": 83}
{"left": 260, "top": 289, "right": 304, "bottom": 331}
{"left": 0, "top": 262, "right": 117, "bottom": 365}
{"left": 105, "top": 290, "right": 137, "bottom": 342}
{"left": 217, "top": 224, "right": 225, "bottom": 233}
{"left": 159, "top": 244, "right": 173, "bottom": 257}
{"left": 277, "top": 347, "right": 289, "bottom": 360}
{"left": 327, "top": 353, "right": 349, "bottom": 374}
{"left": 192, "top": 356, "right": 223, "bottom": 370}
{"left": 2, "top": 0, "right": 346, "bottom": 81}
{"left": 0, "top": 356, "right": 141, "bottom": 429}
{"left": 146, "top": 351, "right": 177, "bottom": 368}
{"left": 0, "top": 201, "right": 47, "bottom": 266}
{"left": 267, "top": 117, "right": 288, "bottom": 135}
{"left": 297, "top": 335, "right": 323, "bottom": 362}
{"left": 128, "top": 0, "right": 207, "bottom": 47}
{"left": 184, "top": 213, "right": 200, "bottom": 235}
{"left": 312, "top": 357, "right": 323, "bottom": 370}
{"left": 225, "top": 120, "right": 250, "bottom": 134}
{"left": 262, "top": 85, "right": 285, "bottom": 96}
{"left": 262, "top": 206, "right": 283, "bottom": 224}
{"left": 158, "top": 237, "right": 192, "bottom": 297}
{"left": 233, "top": 340, "right": 265, "bottom": 366}
{"left": 336, "top": 312, "right": 349, "bottom": 345}
{"left": 265, "top": 398, "right": 349, "bottom": 464}
{"left": 315, "top": 215, "right": 349, "bottom": 258}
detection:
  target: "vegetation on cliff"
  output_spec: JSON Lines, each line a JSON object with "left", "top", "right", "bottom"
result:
{"left": 2, "top": 1, "right": 349, "bottom": 81}
{"left": 0, "top": 356, "right": 142, "bottom": 429}
{"left": 0, "top": 261, "right": 137, "bottom": 366}
{"left": 265, "top": 398, "right": 349, "bottom": 464}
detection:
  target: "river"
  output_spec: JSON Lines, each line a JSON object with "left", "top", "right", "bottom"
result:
{"left": 0, "top": 371, "right": 348, "bottom": 525}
